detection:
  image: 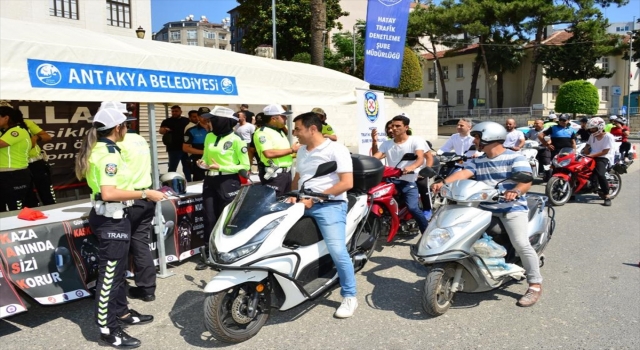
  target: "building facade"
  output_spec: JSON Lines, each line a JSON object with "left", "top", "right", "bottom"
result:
{"left": 0, "top": 0, "right": 152, "bottom": 39}
{"left": 422, "top": 30, "right": 639, "bottom": 116}
{"left": 153, "top": 16, "right": 231, "bottom": 50}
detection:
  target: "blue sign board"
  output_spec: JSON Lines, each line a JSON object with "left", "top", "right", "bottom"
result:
{"left": 27, "top": 59, "right": 238, "bottom": 96}
{"left": 363, "top": 0, "right": 411, "bottom": 88}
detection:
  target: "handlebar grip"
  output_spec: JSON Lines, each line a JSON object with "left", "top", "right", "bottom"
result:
{"left": 301, "top": 190, "right": 330, "bottom": 199}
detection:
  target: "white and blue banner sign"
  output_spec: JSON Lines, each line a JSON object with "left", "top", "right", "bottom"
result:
{"left": 27, "top": 59, "right": 238, "bottom": 96}
{"left": 363, "top": 0, "right": 411, "bottom": 88}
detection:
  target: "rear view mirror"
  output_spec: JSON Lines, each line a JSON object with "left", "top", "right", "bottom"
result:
{"left": 510, "top": 172, "right": 533, "bottom": 183}
{"left": 419, "top": 167, "right": 437, "bottom": 178}
{"left": 313, "top": 161, "right": 337, "bottom": 178}
{"left": 401, "top": 153, "right": 418, "bottom": 161}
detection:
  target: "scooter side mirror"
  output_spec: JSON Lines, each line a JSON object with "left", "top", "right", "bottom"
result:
{"left": 510, "top": 172, "right": 534, "bottom": 183}
{"left": 313, "top": 161, "right": 337, "bottom": 178}
{"left": 401, "top": 153, "right": 418, "bottom": 161}
{"left": 419, "top": 166, "right": 437, "bottom": 178}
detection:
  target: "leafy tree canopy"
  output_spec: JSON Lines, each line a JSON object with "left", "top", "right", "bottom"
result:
{"left": 236, "top": 0, "right": 346, "bottom": 60}
{"left": 555, "top": 80, "right": 599, "bottom": 115}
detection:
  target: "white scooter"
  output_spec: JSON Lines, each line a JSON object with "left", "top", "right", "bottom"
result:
{"left": 202, "top": 157, "right": 384, "bottom": 343}
{"left": 521, "top": 140, "right": 543, "bottom": 178}
{"left": 410, "top": 171, "right": 555, "bottom": 316}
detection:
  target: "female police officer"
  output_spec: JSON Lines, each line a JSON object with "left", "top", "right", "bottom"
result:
{"left": 195, "top": 106, "right": 250, "bottom": 270}
{"left": 0, "top": 106, "right": 32, "bottom": 212}
{"left": 75, "top": 107, "right": 165, "bottom": 348}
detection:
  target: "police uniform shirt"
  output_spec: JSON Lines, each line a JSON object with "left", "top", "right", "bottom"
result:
{"left": 253, "top": 126, "right": 293, "bottom": 168}
{"left": 542, "top": 124, "right": 576, "bottom": 150}
{"left": 321, "top": 123, "right": 335, "bottom": 136}
{"left": 117, "top": 133, "right": 152, "bottom": 190}
{"left": 202, "top": 132, "right": 250, "bottom": 173}
{"left": 86, "top": 139, "right": 133, "bottom": 199}
{"left": 24, "top": 119, "right": 43, "bottom": 159}
{"left": 184, "top": 124, "right": 209, "bottom": 157}
{"left": 296, "top": 139, "right": 352, "bottom": 202}
{"left": 0, "top": 126, "right": 31, "bottom": 170}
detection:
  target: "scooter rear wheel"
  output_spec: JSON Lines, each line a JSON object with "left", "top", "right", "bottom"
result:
{"left": 422, "top": 263, "right": 457, "bottom": 317}
{"left": 545, "top": 177, "right": 572, "bottom": 206}
{"left": 204, "top": 282, "right": 270, "bottom": 343}
{"left": 364, "top": 215, "right": 382, "bottom": 259}
{"left": 606, "top": 172, "right": 622, "bottom": 199}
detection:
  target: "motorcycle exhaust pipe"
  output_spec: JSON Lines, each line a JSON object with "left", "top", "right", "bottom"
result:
{"left": 353, "top": 252, "right": 368, "bottom": 267}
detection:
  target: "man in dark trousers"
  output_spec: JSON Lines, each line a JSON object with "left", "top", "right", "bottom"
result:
{"left": 160, "top": 105, "right": 191, "bottom": 181}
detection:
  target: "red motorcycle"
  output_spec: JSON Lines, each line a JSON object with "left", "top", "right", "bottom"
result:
{"left": 545, "top": 147, "right": 623, "bottom": 206}
{"left": 368, "top": 154, "right": 426, "bottom": 242}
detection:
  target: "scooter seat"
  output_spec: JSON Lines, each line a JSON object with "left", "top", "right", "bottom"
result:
{"left": 526, "top": 197, "right": 539, "bottom": 221}
{"left": 283, "top": 217, "right": 323, "bottom": 247}
{"left": 486, "top": 198, "right": 539, "bottom": 237}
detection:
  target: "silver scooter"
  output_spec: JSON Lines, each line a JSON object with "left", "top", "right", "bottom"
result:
{"left": 410, "top": 172, "right": 555, "bottom": 316}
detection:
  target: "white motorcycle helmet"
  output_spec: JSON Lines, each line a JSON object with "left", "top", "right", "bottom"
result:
{"left": 470, "top": 121, "right": 508, "bottom": 146}
{"left": 160, "top": 172, "right": 187, "bottom": 194}
{"left": 586, "top": 117, "right": 606, "bottom": 136}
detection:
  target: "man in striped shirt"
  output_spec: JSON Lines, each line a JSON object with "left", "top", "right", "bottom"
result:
{"left": 432, "top": 121, "right": 542, "bottom": 307}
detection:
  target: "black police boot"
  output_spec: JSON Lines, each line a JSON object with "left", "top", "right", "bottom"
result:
{"left": 100, "top": 327, "right": 141, "bottom": 348}
{"left": 195, "top": 247, "right": 211, "bottom": 270}
{"left": 128, "top": 286, "right": 156, "bottom": 302}
{"left": 118, "top": 309, "right": 154, "bottom": 326}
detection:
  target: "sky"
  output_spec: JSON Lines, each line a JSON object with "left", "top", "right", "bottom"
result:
{"left": 150, "top": 0, "right": 640, "bottom": 33}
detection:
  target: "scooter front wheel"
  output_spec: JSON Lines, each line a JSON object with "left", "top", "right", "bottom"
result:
{"left": 422, "top": 263, "right": 457, "bottom": 317}
{"left": 545, "top": 177, "right": 572, "bottom": 206}
{"left": 203, "top": 282, "right": 270, "bottom": 343}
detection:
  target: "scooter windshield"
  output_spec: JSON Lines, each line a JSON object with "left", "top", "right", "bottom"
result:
{"left": 557, "top": 147, "right": 575, "bottom": 157}
{"left": 221, "top": 185, "right": 292, "bottom": 236}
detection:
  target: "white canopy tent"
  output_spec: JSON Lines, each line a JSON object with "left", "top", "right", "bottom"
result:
{"left": 0, "top": 17, "right": 369, "bottom": 276}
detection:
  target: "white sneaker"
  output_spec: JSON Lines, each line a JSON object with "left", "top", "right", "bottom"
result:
{"left": 334, "top": 297, "right": 358, "bottom": 318}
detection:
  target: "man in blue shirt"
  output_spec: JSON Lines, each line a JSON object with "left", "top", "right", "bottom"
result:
{"left": 183, "top": 107, "right": 212, "bottom": 181}
{"left": 538, "top": 114, "right": 576, "bottom": 179}
{"left": 432, "top": 121, "right": 542, "bottom": 307}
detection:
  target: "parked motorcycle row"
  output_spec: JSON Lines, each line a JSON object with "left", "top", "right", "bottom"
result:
{"left": 196, "top": 139, "right": 572, "bottom": 343}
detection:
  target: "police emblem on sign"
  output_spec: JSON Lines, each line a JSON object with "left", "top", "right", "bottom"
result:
{"left": 105, "top": 163, "right": 118, "bottom": 176}
{"left": 364, "top": 91, "right": 379, "bottom": 123}
{"left": 259, "top": 136, "right": 266, "bottom": 144}
{"left": 223, "top": 141, "right": 232, "bottom": 150}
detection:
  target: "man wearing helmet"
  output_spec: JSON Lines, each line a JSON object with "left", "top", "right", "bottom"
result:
{"left": 583, "top": 117, "right": 616, "bottom": 206}
{"left": 432, "top": 121, "right": 543, "bottom": 307}
{"left": 610, "top": 117, "right": 631, "bottom": 162}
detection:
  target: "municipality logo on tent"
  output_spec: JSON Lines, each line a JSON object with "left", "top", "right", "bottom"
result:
{"left": 36, "top": 63, "right": 62, "bottom": 86}
{"left": 221, "top": 78, "right": 235, "bottom": 94}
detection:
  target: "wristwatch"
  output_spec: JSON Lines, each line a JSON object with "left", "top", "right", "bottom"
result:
{"left": 141, "top": 189, "right": 147, "bottom": 199}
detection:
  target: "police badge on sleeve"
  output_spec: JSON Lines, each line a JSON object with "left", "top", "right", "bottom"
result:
{"left": 259, "top": 136, "right": 266, "bottom": 144}
{"left": 105, "top": 163, "right": 118, "bottom": 176}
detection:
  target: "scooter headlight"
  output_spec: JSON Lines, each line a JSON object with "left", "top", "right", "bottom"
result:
{"left": 371, "top": 186, "right": 393, "bottom": 199}
{"left": 440, "top": 185, "right": 453, "bottom": 199}
{"left": 215, "top": 215, "right": 286, "bottom": 264}
{"left": 421, "top": 221, "right": 471, "bottom": 250}
{"left": 465, "top": 190, "right": 498, "bottom": 202}
{"left": 552, "top": 158, "right": 570, "bottom": 168}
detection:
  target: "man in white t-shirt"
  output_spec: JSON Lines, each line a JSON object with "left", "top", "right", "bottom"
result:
{"left": 290, "top": 112, "right": 357, "bottom": 319}
{"left": 437, "top": 118, "right": 476, "bottom": 157}
{"left": 372, "top": 115, "right": 428, "bottom": 233}
{"left": 583, "top": 117, "right": 616, "bottom": 206}
{"left": 503, "top": 118, "right": 525, "bottom": 150}
{"left": 234, "top": 111, "right": 255, "bottom": 143}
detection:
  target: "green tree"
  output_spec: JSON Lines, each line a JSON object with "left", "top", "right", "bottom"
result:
{"left": 536, "top": 18, "right": 618, "bottom": 82}
{"left": 554, "top": 80, "right": 599, "bottom": 116}
{"left": 356, "top": 47, "right": 423, "bottom": 94}
{"left": 235, "top": 0, "right": 346, "bottom": 61}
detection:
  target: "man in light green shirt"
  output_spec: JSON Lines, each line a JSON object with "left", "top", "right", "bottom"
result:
{"left": 23, "top": 118, "right": 56, "bottom": 207}
{"left": 311, "top": 107, "right": 338, "bottom": 141}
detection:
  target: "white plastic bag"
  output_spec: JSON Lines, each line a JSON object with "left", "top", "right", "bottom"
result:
{"left": 472, "top": 233, "right": 507, "bottom": 258}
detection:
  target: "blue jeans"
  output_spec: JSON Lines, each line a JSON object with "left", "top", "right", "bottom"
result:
{"left": 168, "top": 150, "right": 192, "bottom": 182}
{"left": 392, "top": 179, "right": 428, "bottom": 233}
{"left": 304, "top": 201, "right": 356, "bottom": 297}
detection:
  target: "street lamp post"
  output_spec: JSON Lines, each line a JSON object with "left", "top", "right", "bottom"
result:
{"left": 352, "top": 24, "right": 365, "bottom": 74}
{"left": 628, "top": 17, "right": 636, "bottom": 119}
{"left": 272, "top": 0, "right": 277, "bottom": 59}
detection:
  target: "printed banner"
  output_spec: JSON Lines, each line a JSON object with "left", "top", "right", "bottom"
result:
{"left": 171, "top": 195, "right": 206, "bottom": 261}
{"left": 0, "top": 262, "right": 27, "bottom": 319}
{"left": 364, "top": 0, "right": 411, "bottom": 88}
{"left": 0, "top": 224, "right": 91, "bottom": 305}
{"left": 357, "top": 89, "right": 388, "bottom": 155}
{"left": 28, "top": 59, "right": 239, "bottom": 96}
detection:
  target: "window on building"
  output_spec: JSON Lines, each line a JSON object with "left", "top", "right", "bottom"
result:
{"left": 187, "top": 30, "right": 197, "bottom": 40}
{"left": 187, "top": 41, "right": 198, "bottom": 46}
{"left": 414, "top": 93, "right": 421, "bottom": 98}
{"left": 170, "top": 31, "right": 181, "bottom": 41}
{"left": 475, "top": 89, "right": 480, "bottom": 98}
{"left": 106, "top": 0, "right": 131, "bottom": 28}
{"left": 456, "top": 90, "right": 464, "bottom": 105}
{"left": 427, "top": 92, "right": 437, "bottom": 99}
{"left": 552, "top": 85, "right": 560, "bottom": 100}
{"left": 456, "top": 64, "right": 464, "bottom": 78}
{"left": 219, "top": 34, "right": 227, "bottom": 40}
{"left": 206, "top": 31, "right": 216, "bottom": 40}
{"left": 428, "top": 68, "right": 435, "bottom": 81}
{"left": 601, "top": 57, "right": 609, "bottom": 72}
{"left": 442, "top": 66, "right": 449, "bottom": 80}
{"left": 219, "top": 45, "right": 227, "bottom": 50}
{"left": 50, "top": 0, "right": 79, "bottom": 20}
{"left": 601, "top": 86, "right": 609, "bottom": 101}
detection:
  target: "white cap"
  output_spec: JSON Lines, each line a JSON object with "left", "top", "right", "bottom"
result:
{"left": 609, "top": 115, "right": 618, "bottom": 120}
{"left": 200, "top": 106, "right": 238, "bottom": 120}
{"left": 99, "top": 101, "right": 128, "bottom": 114}
{"left": 263, "top": 104, "right": 292, "bottom": 116}
{"left": 548, "top": 113, "right": 558, "bottom": 120}
{"left": 93, "top": 108, "right": 132, "bottom": 130}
